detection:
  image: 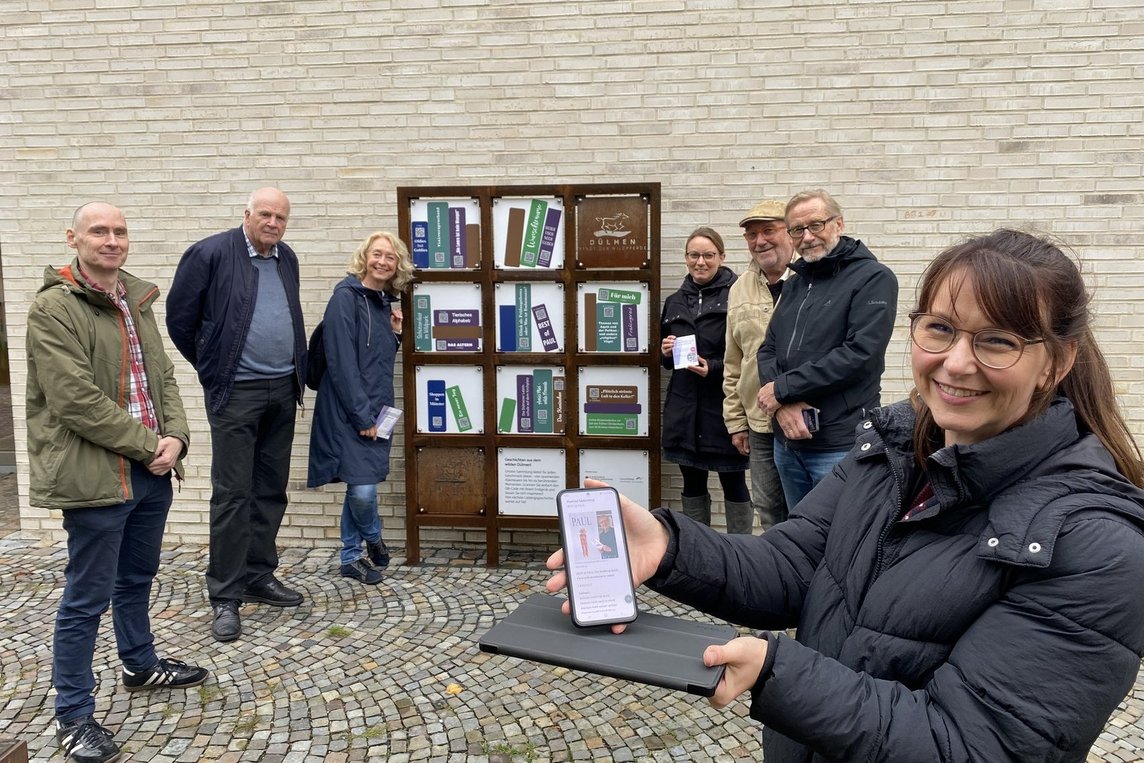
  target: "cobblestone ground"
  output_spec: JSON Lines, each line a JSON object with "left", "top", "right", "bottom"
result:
{"left": 0, "top": 540, "right": 768, "bottom": 762}
{"left": 2, "top": 538, "right": 1143, "bottom": 762}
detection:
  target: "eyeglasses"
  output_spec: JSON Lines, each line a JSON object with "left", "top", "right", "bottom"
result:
{"left": 743, "top": 226, "right": 786, "bottom": 241}
{"left": 908, "top": 312, "right": 1044, "bottom": 370}
{"left": 787, "top": 216, "right": 837, "bottom": 239}
{"left": 685, "top": 251, "right": 721, "bottom": 262}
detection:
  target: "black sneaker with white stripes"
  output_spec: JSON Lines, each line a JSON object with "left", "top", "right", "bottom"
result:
{"left": 55, "top": 715, "right": 121, "bottom": 763}
{"left": 121, "top": 657, "right": 209, "bottom": 692}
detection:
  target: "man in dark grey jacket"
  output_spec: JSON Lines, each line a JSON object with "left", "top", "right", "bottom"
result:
{"left": 756, "top": 190, "right": 897, "bottom": 509}
{"left": 167, "top": 188, "right": 308, "bottom": 644}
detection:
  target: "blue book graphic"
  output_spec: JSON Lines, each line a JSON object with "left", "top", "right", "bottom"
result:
{"left": 499, "top": 304, "right": 517, "bottom": 351}
{"left": 412, "top": 221, "right": 429, "bottom": 269}
{"left": 427, "top": 379, "right": 447, "bottom": 432}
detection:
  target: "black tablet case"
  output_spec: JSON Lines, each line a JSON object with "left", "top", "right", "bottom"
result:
{"left": 478, "top": 592, "right": 737, "bottom": 696}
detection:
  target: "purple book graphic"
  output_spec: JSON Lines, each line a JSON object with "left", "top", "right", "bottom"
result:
{"left": 434, "top": 310, "right": 480, "bottom": 326}
{"left": 583, "top": 402, "right": 642, "bottom": 414}
{"left": 449, "top": 206, "right": 466, "bottom": 268}
{"left": 622, "top": 303, "right": 638, "bottom": 352}
{"left": 532, "top": 304, "right": 559, "bottom": 352}
{"left": 537, "top": 207, "right": 561, "bottom": 268}
{"left": 516, "top": 374, "right": 534, "bottom": 433}
{"left": 435, "top": 338, "right": 480, "bottom": 351}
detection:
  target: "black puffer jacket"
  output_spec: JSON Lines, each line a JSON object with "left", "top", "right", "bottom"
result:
{"left": 660, "top": 267, "right": 742, "bottom": 460}
{"left": 649, "top": 397, "right": 1144, "bottom": 762}
{"left": 757, "top": 237, "right": 897, "bottom": 451}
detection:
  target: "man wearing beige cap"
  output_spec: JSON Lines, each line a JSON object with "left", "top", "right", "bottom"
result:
{"left": 721, "top": 200, "right": 794, "bottom": 532}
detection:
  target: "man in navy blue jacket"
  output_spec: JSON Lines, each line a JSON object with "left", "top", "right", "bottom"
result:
{"left": 756, "top": 190, "right": 897, "bottom": 509}
{"left": 167, "top": 188, "right": 308, "bottom": 643}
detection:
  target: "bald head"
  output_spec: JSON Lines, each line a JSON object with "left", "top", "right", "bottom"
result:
{"left": 72, "top": 201, "right": 122, "bottom": 231}
{"left": 242, "top": 188, "right": 290, "bottom": 256}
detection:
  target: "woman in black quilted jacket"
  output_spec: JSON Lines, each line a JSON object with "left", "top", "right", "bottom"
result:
{"left": 550, "top": 229, "right": 1144, "bottom": 762}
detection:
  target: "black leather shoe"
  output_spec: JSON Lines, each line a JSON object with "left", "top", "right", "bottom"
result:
{"left": 243, "top": 576, "right": 304, "bottom": 607}
{"left": 122, "top": 657, "right": 210, "bottom": 691}
{"left": 211, "top": 601, "right": 241, "bottom": 642}
{"left": 56, "top": 715, "right": 121, "bottom": 763}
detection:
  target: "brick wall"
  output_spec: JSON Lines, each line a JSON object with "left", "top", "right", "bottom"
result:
{"left": 3, "top": 0, "right": 1142, "bottom": 549}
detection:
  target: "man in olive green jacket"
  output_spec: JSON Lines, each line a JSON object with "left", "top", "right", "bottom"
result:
{"left": 26, "top": 202, "right": 208, "bottom": 763}
{"left": 722, "top": 200, "right": 794, "bottom": 532}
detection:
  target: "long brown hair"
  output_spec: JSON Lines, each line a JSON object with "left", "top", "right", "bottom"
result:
{"left": 911, "top": 229, "right": 1143, "bottom": 487}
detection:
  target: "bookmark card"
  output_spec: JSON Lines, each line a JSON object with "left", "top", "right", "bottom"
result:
{"left": 673, "top": 335, "right": 699, "bottom": 369}
{"left": 374, "top": 406, "right": 403, "bottom": 440}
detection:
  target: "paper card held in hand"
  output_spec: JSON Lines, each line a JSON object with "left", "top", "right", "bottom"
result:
{"left": 375, "top": 406, "right": 403, "bottom": 440}
{"left": 672, "top": 335, "right": 698, "bottom": 369}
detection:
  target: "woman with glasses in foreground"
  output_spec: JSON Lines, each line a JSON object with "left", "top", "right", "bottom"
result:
{"left": 549, "top": 229, "right": 1144, "bottom": 761}
{"left": 658, "top": 227, "right": 752, "bottom": 532}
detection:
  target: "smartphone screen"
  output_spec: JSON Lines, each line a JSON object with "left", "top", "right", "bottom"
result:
{"left": 802, "top": 407, "right": 819, "bottom": 433}
{"left": 556, "top": 486, "right": 638, "bottom": 628}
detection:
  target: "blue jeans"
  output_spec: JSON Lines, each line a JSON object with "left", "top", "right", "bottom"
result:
{"left": 773, "top": 440, "right": 848, "bottom": 511}
{"left": 341, "top": 483, "right": 382, "bottom": 566}
{"left": 54, "top": 461, "right": 172, "bottom": 722}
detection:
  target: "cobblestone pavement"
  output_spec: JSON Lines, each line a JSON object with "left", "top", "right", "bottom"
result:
{"left": 2, "top": 537, "right": 1144, "bottom": 762}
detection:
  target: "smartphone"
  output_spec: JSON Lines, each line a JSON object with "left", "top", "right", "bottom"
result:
{"left": 802, "top": 407, "right": 820, "bottom": 433}
{"left": 556, "top": 486, "right": 638, "bottom": 628}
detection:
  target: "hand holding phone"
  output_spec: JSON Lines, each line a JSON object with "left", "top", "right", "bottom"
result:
{"left": 556, "top": 486, "right": 638, "bottom": 628}
{"left": 801, "top": 407, "right": 820, "bottom": 434}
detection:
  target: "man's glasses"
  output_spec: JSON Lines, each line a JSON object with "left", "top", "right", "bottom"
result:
{"left": 908, "top": 312, "right": 1044, "bottom": 370}
{"left": 787, "top": 216, "right": 837, "bottom": 239}
{"left": 685, "top": 251, "right": 721, "bottom": 262}
{"left": 743, "top": 226, "right": 786, "bottom": 242}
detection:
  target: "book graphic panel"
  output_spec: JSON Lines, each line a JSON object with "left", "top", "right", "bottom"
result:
{"left": 415, "top": 365, "right": 485, "bottom": 434}
{"left": 494, "top": 282, "right": 565, "bottom": 353}
{"left": 576, "top": 282, "right": 649, "bottom": 353}
{"left": 408, "top": 198, "right": 482, "bottom": 270}
{"left": 411, "top": 283, "right": 483, "bottom": 352}
{"left": 496, "top": 365, "right": 566, "bottom": 435}
{"left": 492, "top": 197, "right": 566, "bottom": 269}
{"left": 578, "top": 366, "right": 649, "bottom": 437}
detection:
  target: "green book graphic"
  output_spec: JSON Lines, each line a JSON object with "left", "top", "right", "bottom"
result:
{"left": 520, "top": 199, "right": 547, "bottom": 268}
{"left": 596, "top": 301, "right": 621, "bottom": 351}
{"left": 498, "top": 398, "right": 517, "bottom": 434}
{"left": 428, "top": 202, "right": 449, "bottom": 268}
{"left": 585, "top": 413, "right": 639, "bottom": 436}
{"left": 413, "top": 294, "right": 433, "bottom": 351}
{"left": 533, "top": 369, "right": 553, "bottom": 434}
{"left": 597, "top": 288, "right": 642, "bottom": 304}
{"left": 446, "top": 385, "right": 472, "bottom": 432}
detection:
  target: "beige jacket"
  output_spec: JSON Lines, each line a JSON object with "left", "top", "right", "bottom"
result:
{"left": 723, "top": 259, "right": 782, "bottom": 435}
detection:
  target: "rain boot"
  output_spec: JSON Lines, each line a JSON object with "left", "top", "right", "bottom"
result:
{"left": 724, "top": 500, "right": 754, "bottom": 535}
{"left": 681, "top": 493, "right": 711, "bottom": 526}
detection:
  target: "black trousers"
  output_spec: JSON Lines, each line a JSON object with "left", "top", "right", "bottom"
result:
{"left": 205, "top": 375, "right": 297, "bottom": 603}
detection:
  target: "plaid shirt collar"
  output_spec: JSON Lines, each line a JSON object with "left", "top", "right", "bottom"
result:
{"left": 244, "top": 230, "right": 279, "bottom": 259}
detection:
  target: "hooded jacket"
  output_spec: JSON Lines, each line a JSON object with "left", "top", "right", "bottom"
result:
{"left": 166, "top": 227, "right": 307, "bottom": 414}
{"left": 648, "top": 397, "right": 1144, "bottom": 761}
{"left": 26, "top": 260, "right": 189, "bottom": 509}
{"left": 757, "top": 236, "right": 897, "bottom": 451}
{"left": 660, "top": 266, "right": 742, "bottom": 460}
{"left": 307, "top": 276, "right": 400, "bottom": 487}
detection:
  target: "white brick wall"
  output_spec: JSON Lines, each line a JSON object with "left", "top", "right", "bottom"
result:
{"left": 3, "top": 0, "right": 1142, "bottom": 548}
